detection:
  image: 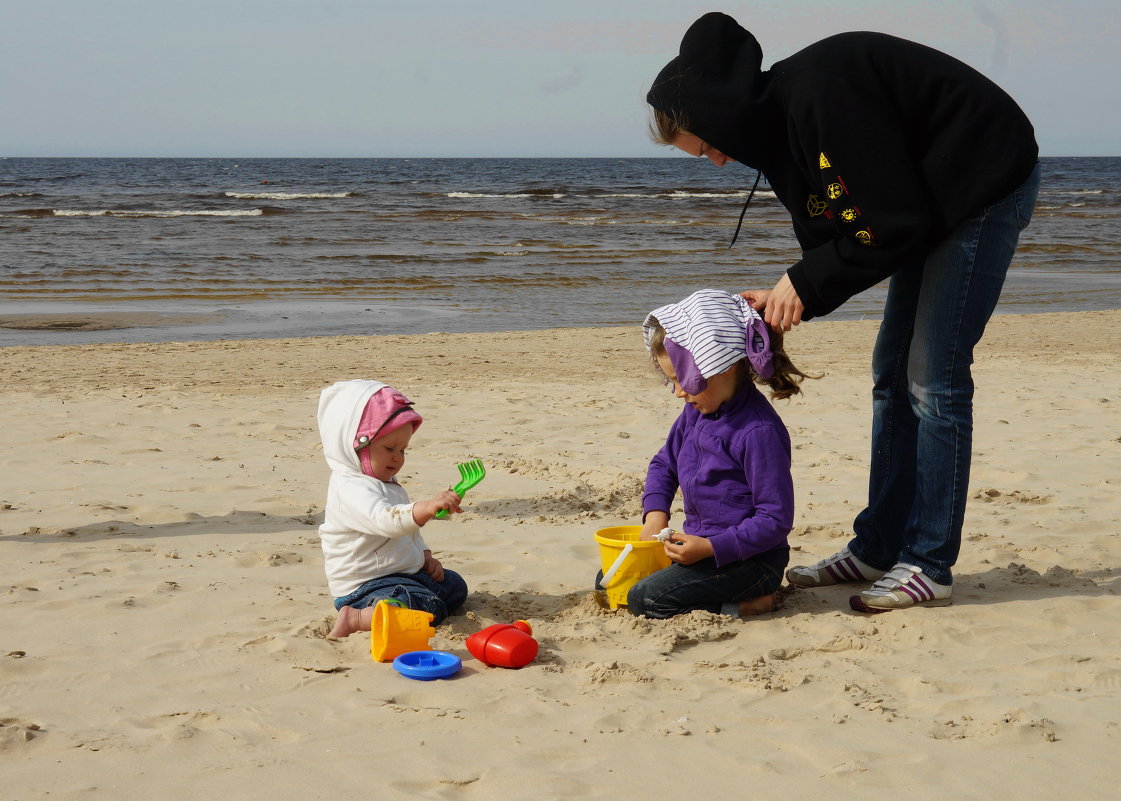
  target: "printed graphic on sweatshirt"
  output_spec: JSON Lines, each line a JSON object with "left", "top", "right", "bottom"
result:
{"left": 808, "top": 167, "right": 877, "bottom": 246}
{"left": 818, "top": 152, "right": 832, "bottom": 169}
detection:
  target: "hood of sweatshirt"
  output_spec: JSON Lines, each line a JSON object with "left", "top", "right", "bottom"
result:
{"left": 646, "top": 12, "right": 780, "bottom": 168}
{"left": 317, "top": 379, "right": 422, "bottom": 478}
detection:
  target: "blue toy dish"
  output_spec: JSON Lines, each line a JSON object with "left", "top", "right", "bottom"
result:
{"left": 392, "top": 650, "right": 462, "bottom": 681}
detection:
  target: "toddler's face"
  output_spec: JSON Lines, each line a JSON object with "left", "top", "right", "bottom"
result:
{"left": 656, "top": 352, "right": 738, "bottom": 415}
{"left": 365, "top": 425, "right": 413, "bottom": 481}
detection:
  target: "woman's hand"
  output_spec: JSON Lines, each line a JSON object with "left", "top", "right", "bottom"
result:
{"left": 760, "top": 274, "right": 804, "bottom": 331}
{"left": 422, "top": 550, "right": 445, "bottom": 582}
{"left": 663, "top": 533, "right": 714, "bottom": 566}
{"left": 739, "top": 289, "right": 772, "bottom": 311}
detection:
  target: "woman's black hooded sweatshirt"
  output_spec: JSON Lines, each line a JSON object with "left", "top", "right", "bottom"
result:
{"left": 647, "top": 13, "right": 1039, "bottom": 319}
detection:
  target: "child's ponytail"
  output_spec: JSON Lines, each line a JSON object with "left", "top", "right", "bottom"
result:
{"left": 758, "top": 324, "right": 816, "bottom": 401}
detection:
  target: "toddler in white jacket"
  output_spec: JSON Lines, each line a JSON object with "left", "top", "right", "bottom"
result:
{"left": 317, "top": 379, "right": 468, "bottom": 637}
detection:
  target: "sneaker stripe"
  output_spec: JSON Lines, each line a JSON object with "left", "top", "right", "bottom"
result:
{"left": 915, "top": 576, "right": 936, "bottom": 601}
{"left": 790, "top": 550, "right": 886, "bottom": 588}
{"left": 900, "top": 576, "right": 933, "bottom": 602}
{"left": 897, "top": 583, "right": 922, "bottom": 602}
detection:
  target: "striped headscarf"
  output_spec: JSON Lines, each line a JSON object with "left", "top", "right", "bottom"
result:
{"left": 643, "top": 289, "right": 773, "bottom": 394}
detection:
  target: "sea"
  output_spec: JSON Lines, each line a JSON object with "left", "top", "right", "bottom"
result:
{"left": 1, "top": 156, "right": 1118, "bottom": 346}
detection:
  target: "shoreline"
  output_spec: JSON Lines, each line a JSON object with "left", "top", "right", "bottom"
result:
{"left": 2, "top": 285, "right": 1112, "bottom": 347}
{"left": 1, "top": 302, "right": 1116, "bottom": 350}
{"left": 2, "top": 310, "right": 1118, "bottom": 391}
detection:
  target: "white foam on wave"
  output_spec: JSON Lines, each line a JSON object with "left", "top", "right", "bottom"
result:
{"left": 52, "top": 209, "right": 265, "bottom": 218}
{"left": 597, "top": 190, "right": 777, "bottom": 199}
{"left": 446, "top": 192, "right": 566, "bottom": 199}
{"left": 224, "top": 192, "right": 353, "bottom": 199}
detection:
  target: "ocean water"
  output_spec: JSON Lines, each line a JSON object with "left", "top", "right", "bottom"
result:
{"left": 1, "top": 156, "right": 1118, "bottom": 345}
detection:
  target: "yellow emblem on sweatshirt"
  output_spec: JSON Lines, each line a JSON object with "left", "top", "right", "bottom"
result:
{"left": 807, "top": 194, "right": 828, "bottom": 217}
{"left": 819, "top": 152, "right": 832, "bottom": 169}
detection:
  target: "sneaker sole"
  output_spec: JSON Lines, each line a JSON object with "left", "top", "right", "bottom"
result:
{"left": 849, "top": 594, "right": 953, "bottom": 614}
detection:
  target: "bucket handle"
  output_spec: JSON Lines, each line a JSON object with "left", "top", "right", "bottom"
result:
{"left": 599, "top": 543, "right": 633, "bottom": 589}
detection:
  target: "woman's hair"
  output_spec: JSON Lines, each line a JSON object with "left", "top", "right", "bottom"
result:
{"left": 648, "top": 107, "right": 690, "bottom": 146}
{"left": 647, "top": 317, "right": 815, "bottom": 401}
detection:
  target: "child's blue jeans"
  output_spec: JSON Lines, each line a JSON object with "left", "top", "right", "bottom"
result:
{"left": 849, "top": 163, "right": 1041, "bottom": 585}
{"left": 626, "top": 548, "right": 787, "bottom": 619}
{"left": 333, "top": 570, "right": 468, "bottom": 626}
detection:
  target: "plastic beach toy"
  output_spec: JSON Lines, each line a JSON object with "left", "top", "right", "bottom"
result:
{"left": 434, "top": 458, "right": 486, "bottom": 519}
{"left": 465, "top": 620, "right": 539, "bottom": 668}
{"left": 392, "top": 650, "right": 462, "bottom": 681}
{"left": 371, "top": 599, "right": 435, "bottom": 662}
{"left": 599, "top": 543, "right": 633, "bottom": 588}
{"left": 593, "top": 525, "right": 672, "bottom": 610}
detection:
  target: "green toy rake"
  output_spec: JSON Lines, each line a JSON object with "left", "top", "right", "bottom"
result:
{"left": 434, "top": 458, "right": 486, "bottom": 519}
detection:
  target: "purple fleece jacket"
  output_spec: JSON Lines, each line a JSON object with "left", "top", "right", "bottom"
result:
{"left": 642, "top": 381, "right": 793, "bottom": 566}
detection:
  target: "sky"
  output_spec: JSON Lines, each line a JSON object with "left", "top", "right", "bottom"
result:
{"left": 3, "top": 0, "right": 1118, "bottom": 157}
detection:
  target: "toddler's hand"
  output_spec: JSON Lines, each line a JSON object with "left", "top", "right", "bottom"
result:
{"left": 414, "top": 490, "right": 463, "bottom": 525}
{"left": 423, "top": 551, "right": 445, "bottom": 582}
{"left": 434, "top": 489, "right": 463, "bottom": 515}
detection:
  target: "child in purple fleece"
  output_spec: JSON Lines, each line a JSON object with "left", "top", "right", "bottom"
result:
{"left": 628, "top": 289, "right": 812, "bottom": 619}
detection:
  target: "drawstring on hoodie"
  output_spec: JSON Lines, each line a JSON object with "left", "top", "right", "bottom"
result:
{"left": 728, "top": 170, "right": 762, "bottom": 248}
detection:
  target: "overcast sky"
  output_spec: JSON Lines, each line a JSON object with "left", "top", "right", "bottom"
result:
{"left": 3, "top": 0, "right": 1117, "bottom": 157}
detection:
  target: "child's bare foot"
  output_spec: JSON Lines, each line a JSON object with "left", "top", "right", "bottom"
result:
{"left": 738, "top": 590, "right": 782, "bottom": 617}
{"left": 329, "top": 605, "right": 373, "bottom": 639}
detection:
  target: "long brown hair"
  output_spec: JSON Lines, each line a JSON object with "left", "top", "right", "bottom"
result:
{"left": 647, "top": 318, "right": 815, "bottom": 401}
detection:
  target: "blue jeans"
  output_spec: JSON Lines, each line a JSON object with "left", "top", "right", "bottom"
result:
{"left": 333, "top": 569, "right": 468, "bottom": 626}
{"left": 849, "top": 163, "right": 1041, "bottom": 585}
{"left": 626, "top": 548, "right": 787, "bottom": 619}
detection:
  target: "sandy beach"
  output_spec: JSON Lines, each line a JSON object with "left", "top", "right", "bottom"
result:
{"left": 2, "top": 310, "right": 1119, "bottom": 800}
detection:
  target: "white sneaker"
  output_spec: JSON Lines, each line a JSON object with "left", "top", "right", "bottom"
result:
{"left": 786, "top": 546, "right": 885, "bottom": 588}
{"left": 849, "top": 563, "right": 953, "bottom": 612}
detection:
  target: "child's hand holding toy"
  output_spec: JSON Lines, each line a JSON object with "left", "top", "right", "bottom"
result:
{"left": 643, "top": 520, "right": 715, "bottom": 565}
{"left": 662, "top": 533, "right": 715, "bottom": 566}
{"left": 412, "top": 490, "right": 463, "bottom": 525}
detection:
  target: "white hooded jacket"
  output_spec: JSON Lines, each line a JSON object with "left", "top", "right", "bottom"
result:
{"left": 317, "top": 380, "right": 428, "bottom": 598}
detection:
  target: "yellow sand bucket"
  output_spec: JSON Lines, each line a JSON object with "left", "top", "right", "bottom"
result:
{"left": 371, "top": 600, "right": 435, "bottom": 662}
{"left": 594, "top": 526, "right": 671, "bottom": 610}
